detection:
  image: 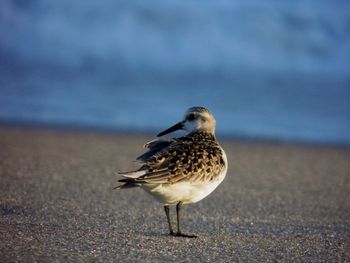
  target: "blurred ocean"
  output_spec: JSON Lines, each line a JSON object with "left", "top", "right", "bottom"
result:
{"left": 0, "top": 1, "right": 350, "bottom": 144}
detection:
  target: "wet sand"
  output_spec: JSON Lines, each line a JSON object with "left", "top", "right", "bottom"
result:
{"left": 0, "top": 127, "right": 349, "bottom": 262}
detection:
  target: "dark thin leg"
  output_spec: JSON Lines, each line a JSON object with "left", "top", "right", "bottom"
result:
{"left": 164, "top": 206, "right": 174, "bottom": 235}
{"left": 174, "top": 202, "right": 197, "bottom": 238}
{"left": 176, "top": 202, "right": 182, "bottom": 233}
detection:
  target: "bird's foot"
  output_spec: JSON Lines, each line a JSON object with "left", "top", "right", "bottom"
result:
{"left": 171, "top": 231, "right": 197, "bottom": 238}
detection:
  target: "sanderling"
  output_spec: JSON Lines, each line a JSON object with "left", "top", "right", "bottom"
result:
{"left": 115, "top": 106, "right": 228, "bottom": 238}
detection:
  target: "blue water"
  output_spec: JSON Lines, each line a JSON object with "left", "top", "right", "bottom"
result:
{"left": 1, "top": 1, "right": 350, "bottom": 145}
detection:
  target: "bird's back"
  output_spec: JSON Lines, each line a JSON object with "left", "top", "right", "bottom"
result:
{"left": 119, "top": 131, "right": 226, "bottom": 186}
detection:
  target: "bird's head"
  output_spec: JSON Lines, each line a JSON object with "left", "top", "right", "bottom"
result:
{"left": 157, "top": 106, "right": 216, "bottom": 137}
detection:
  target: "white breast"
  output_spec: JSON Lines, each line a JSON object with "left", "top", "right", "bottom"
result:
{"left": 141, "top": 149, "right": 228, "bottom": 205}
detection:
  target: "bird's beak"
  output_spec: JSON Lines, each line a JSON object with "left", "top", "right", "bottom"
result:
{"left": 157, "top": 122, "right": 184, "bottom": 137}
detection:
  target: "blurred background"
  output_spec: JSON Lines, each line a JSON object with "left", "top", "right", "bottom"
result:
{"left": 0, "top": 0, "right": 349, "bottom": 145}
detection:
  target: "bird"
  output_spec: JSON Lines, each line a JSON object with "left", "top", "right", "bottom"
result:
{"left": 115, "top": 106, "right": 228, "bottom": 238}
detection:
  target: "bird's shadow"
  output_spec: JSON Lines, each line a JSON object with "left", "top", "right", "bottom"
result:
{"left": 134, "top": 229, "right": 203, "bottom": 239}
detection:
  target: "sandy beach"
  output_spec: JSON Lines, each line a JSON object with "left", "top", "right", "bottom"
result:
{"left": 0, "top": 126, "right": 349, "bottom": 262}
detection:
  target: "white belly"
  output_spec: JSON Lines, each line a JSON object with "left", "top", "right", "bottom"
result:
{"left": 141, "top": 151, "right": 228, "bottom": 205}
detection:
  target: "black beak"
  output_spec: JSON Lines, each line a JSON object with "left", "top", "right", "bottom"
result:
{"left": 157, "top": 122, "right": 184, "bottom": 137}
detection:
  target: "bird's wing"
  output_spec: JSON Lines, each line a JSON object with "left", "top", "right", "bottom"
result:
{"left": 136, "top": 138, "right": 175, "bottom": 163}
{"left": 120, "top": 135, "right": 225, "bottom": 184}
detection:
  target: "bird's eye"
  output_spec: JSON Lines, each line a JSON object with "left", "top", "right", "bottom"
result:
{"left": 188, "top": 114, "right": 196, "bottom": 121}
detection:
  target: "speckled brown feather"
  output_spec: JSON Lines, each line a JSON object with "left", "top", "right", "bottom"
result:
{"left": 121, "top": 131, "right": 225, "bottom": 185}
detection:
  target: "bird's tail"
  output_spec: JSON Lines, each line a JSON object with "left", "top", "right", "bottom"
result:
{"left": 113, "top": 180, "right": 140, "bottom": 189}
{"left": 114, "top": 169, "right": 145, "bottom": 189}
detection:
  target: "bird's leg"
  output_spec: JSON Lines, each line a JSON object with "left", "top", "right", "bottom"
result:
{"left": 174, "top": 202, "right": 197, "bottom": 238}
{"left": 176, "top": 202, "right": 182, "bottom": 234}
{"left": 164, "top": 206, "right": 174, "bottom": 235}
